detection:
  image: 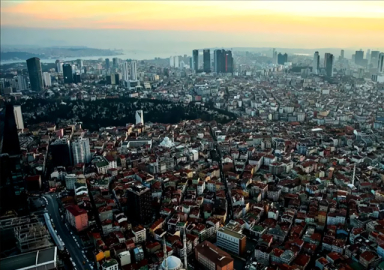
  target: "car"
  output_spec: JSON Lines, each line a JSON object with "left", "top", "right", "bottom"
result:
{"left": 82, "top": 250, "right": 85, "bottom": 254}
{"left": 70, "top": 232, "right": 73, "bottom": 235}
{"left": 70, "top": 258, "right": 74, "bottom": 262}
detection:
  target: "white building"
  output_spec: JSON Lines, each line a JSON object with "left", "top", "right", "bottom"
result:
{"left": 13, "top": 105, "right": 24, "bottom": 130}
{"left": 216, "top": 227, "right": 246, "bottom": 255}
{"left": 43, "top": 72, "right": 52, "bottom": 87}
{"left": 130, "top": 60, "right": 137, "bottom": 81}
{"left": 135, "top": 110, "right": 144, "bottom": 125}
{"left": 71, "top": 137, "right": 91, "bottom": 165}
{"left": 122, "top": 61, "right": 129, "bottom": 81}
{"left": 132, "top": 226, "right": 146, "bottom": 243}
{"left": 102, "top": 259, "right": 119, "bottom": 270}
{"left": 118, "top": 251, "right": 131, "bottom": 266}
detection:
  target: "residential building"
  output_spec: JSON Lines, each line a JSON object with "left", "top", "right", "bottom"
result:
{"left": 65, "top": 205, "right": 88, "bottom": 232}
{"left": 216, "top": 227, "right": 246, "bottom": 255}
{"left": 195, "top": 240, "right": 234, "bottom": 270}
{"left": 71, "top": 137, "right": 91, "bottom": 165}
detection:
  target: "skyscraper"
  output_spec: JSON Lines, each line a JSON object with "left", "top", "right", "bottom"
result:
{"left": 203, "top": 49, "right": 211, "bottom": 73}
{"left": 371, "top": 51, "right": 380, "bottom": 65}
{"left": 43, "top": 72, "right": 52, "bottom": 87}
{"left": 122, "top": 61, "right": 129, "bottom": 81}
{"left": 77, "top": 59, "right": 83, "bottom": 69}
{"left": 340, "top": 50, "right": 344, "bottom": 59}
{"left": 63, "top": 64, "right": 73, "bottom": 84}
{"left": 55, "top": 60, "right": 63, "bottom": 73}
{"left": 51, "top": 138, "right": 72, "bottom": 167}
{"left": 73, "top": 73, "right": 81, "bottom": 84}
{"left": 130, "top": 60, "right": 137, "bottom": 81}
{"left": 0, "top": 104, "right": 27, "bottom": 215}
{"left": 113, "top": 57, "right": 119, "bottom": 68}
{"left": 313, "top": 51, "right": 320, "bottom": 74}
{"left": 355, "top": 50, "right": 364, "bottom": 66}
{"left": 26, "top": 57, "right": 44, "bottom": 92}
{"left": 277, "top": 53, "right": 288, "bottom": 65}
{"left": 378, "top": 53, "right": 384, "bottom": 73}
{"left": 17, "top": 75, "right": 28, "bottom": 91}
{"left": 71, "top": 137, "right": 91, "bottom": 165}
{"left": 225, "top": 50, "right": 234, "bottom": 73}
{"left": 214, "top": 49, "right": 225, "bottom": 73}
{"left": 105, "top": 58, "right": 110, "bottom": 69}
{"left": 126, "top": 185, "right": 153, "bottom": 225}
{"left": 324, "top": 53, "right": 334, "bottom": 77}
{"left": 13, "top": 105, "right": 24, "bottom": 131}
{"left": 135, "top": 110, "right": 144, "bottom": 125}
{"left": 192, "top": 50, "right": 199, "bottom": 72}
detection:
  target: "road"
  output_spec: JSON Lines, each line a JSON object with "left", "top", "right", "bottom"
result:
{"left": 45, "top": 194, "right": 92, "bottom": 270}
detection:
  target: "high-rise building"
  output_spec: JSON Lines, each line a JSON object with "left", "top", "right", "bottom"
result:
{"left": 371, "top": 51, "right": 380, "bottom": 66}
{"left": 340, "top": 50, "right": 344, "bottom": 59}
{"left": 105, "top": 58, "right": 110, "bottom": 69}
{"left": 174, "top": 56, "right": 180, "bottom": 68}
{"left": 122, "top": 61, "right": 129, "bottom": 81}
{"left": 366, "top": 49, "right": 371, "bottom": 61}
{"left": 17, "top": 75, "right": 28, "bottom": 91}
{"left": 113, "top": 57, "right": 119, "bottom": 68}
{"left": 355, "top": 50, "right": 364, "bottom": 66}
{"left": 214, "top": 49, "right": 225, "bottom": 73}
{"left": 71, "top": 137, "right": 91, "bottom": 165}
{"left": 13, "top": 105, "right": 24, "bottom": 131}
{"left": 203, "top": 49, "right": 211, "bottom": 73}
{"left": 313, "top": 52, "right": 320, "bottom": 74}
{"left": 73, "top": 73, "right": 81, "bottom": 84}
{"left": 76, "top": 59, "right": 83, "bottom": 69}
{"left": 63, "top": 64, "right": 73, "bottom": 84}
{"left": 378, "top": 53, "right": 384, "bottom": 73}
{"left": 169, "top": 56, "right": 174, "bottom": 67}
{"left": 55, "top": 60, "right": 63, "bottom": 73}
{"left": 51, "top": 138, "right": 72, "bottom": 167}
{"left": 0, "top": 104, "right": 27, "bottom": 215}
{"left": 324, "top": 53, "right": 334, "bottom": 77}
{"left": 277, "top": 53, "right": 288, "bottom": 65}
{"left": 192, "top": 50, "right": 199, "bottom": 72}
{"left": 43, "top": 72, "right": 51, "bottom": 87}
{"left": 225, "top": 50, "right": 233, "bottom": 73}
{"left": 130, "top": 61, "right": 137, "bottom": 81}
{"left": 126, "top": 185, "right": 153, "bottom": 225}
{"left": 135, "top": 110, "right": 144, "bottom": 125}
{"left": 115, "top": 73, "right": 120, "bottom": 85}
{"left": 26, "top": 57, "right": 44, "bottom": 92}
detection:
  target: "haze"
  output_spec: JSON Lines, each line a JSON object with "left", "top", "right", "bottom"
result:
{"left": 1, "top": 1, "right": 384, "bottom": 53}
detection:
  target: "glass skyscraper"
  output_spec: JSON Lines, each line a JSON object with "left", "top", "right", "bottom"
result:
{"left": 26, "top": 57, "right": 44, "bottom": 92}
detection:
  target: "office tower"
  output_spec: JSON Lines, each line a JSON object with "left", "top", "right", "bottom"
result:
{"left": 272, "top": 48, "right": 275, "bottom": 59}
{"left": 105, "top": 58, "right": 110, "bottom": 69}
{"left": 0, "top": 104, "right": 27, "bottom": 215}
{"left": 355, "top": 50, "right": 364, "bottom": 66}
{"left": 115, "top": 73, "right": 120, "bottom": 85}
{"left": 371, "top": 51, "right": 380, "bottom": 65}
{"left": 73, "top": 73, "right": 81, "bottom": 84}
{"left": 55, "top": 60, "right": 63, "bottom": 73}
{"left": 225, "top": 50, "right": 234, "bottom": 73}
{"left": 13, "top": 105, "right": 24, "bottom": 130}
{"left": 273, "top": 51, "right": 278, "bottom": 64}
{"left": 126, "top": 185, "right": 153, "bottom": 225}
{"left": 169, "top": 56, "right": 174, "bottom": 67}
{"left": 50, "top": 138, "right": 72, "bottom": 167}
{"left": 76, "top": 59, "right": 83, "bottom": 69}
{"left": 379, "top": 53, "right": 384, "bottom": 73}
{"left": 214, "top": 49, "right": 225, "bottom": 73}
{"left": 192, "top": 50, "right": 199, "bottom": 72}
{"left": 130, "top": 60, "right": 137, "bottom": 81}
{"left": 113, "top": 57, "right": 118, "bottom": 68}
{"left": 17, "top": 75, "right": 28, "bottom": 91}
{"left": 122, "top": 61, "right": 129, "bottom": 81}
{"left": 63, "top": 64, "right": 73, "bottom": 84}
{"left": 324, "top": 53, "right": 334, "bottom": 77}
{"left": 71, "top": 137, "right": 91, "bottom": 165}
{"left": 26, "top": 57, "right": 44, "bottom": 92}
{"left": 110, "top": 74, "right": 116, "bottom": 85}
{"left": 135, "top": 110, "right": 144, "bottom": 125}
{"left": 277, "top": 53, "right": 288, "bottom": 65}
{"left": 43, "top": 72, "right": 51, "bottom": 87}
{"left": 340, "top": 50, "right": 344, "bottom": 59}
{"left": 203, "top": 49, "right": 211, "bottom": 73}
{"left": 313, "top": 52, "right": 320, "bottom": 74}
{"left": 366, "top": 49, "right": 371, "bottom": 61}
{"left": 174, "top": 56, "right": 180, "bottom": 68}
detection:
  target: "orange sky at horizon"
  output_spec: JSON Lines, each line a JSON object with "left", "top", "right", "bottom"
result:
{"left": 1, "top": 1, "right": 384, "bottom": 48}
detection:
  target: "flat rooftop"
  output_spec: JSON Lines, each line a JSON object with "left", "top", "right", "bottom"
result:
{"left": 0, "top": 247, "right": 57, "bottom": 270}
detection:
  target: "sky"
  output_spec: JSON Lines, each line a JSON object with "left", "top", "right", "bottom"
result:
{"left": 1, "top": 1, "right": 384, "bottom": 53}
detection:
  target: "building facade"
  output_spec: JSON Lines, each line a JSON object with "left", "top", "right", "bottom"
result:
{"left": 26, "top": 57, "right": 44, "bottom": 92}
{"left": 71, "top": 137, "right": 91, "bottom": 165}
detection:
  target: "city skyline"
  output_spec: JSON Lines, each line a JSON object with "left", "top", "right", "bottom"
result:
{"left": 1, "top": 1, "right": 384, "bottom": 51}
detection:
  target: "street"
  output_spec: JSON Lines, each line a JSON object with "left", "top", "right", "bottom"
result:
{"left": 44, "top": 194, "right": 93, "bottom": 270}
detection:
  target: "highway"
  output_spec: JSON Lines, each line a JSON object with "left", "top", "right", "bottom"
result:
{"left": 44, "top": 194, "right": 92, "bottom": 270}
